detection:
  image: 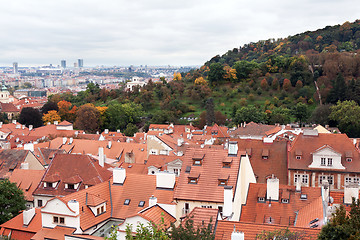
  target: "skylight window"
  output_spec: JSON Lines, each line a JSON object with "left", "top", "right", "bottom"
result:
{"left": 138, "top": 201, "right": 145, "bottom": 207}
{"left": 124, "top": 199, "right": 131, "bottom": 205}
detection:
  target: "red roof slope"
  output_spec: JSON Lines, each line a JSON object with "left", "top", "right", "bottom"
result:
{"left": 9, "top": 169, "right": 45, "bottom": 201}
{"left": 289, "top": 133, "right": 360, "bottom": 172}
{"left": 174, "top": 147, "right": 240, "bottom": 203}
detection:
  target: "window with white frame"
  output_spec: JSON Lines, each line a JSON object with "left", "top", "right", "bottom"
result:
{"left": 294, "top": 174, "right": 301, "bottom": 183}
{"left": 302, "top": 174, "right": 309, "bottom": 184}
{"left": 328, "top": 158, "right": 333, "bottom": 166}
{"left": 346, "top": 177, "right": 352, "bottom": 183}
{"left": 321, "top": 158, "right": 326, "bottom": 166}
{"left": 328, "top": 175, "right": 334, "bottom": 185}
{"left": 355, "top": 177, "right": 360, "bottom": 183}
{"left": 319, "top": 175, "right": 327, "bottom": 185}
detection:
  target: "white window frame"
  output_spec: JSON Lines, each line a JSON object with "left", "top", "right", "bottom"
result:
{"left": 321, "top": 158, "right": 326, "bottom": 166}
{"left": 328, "top": 158, "right": 333, "bottom": 166}
{"left": 294, "top": 174, "right": 301, "bottom": 183}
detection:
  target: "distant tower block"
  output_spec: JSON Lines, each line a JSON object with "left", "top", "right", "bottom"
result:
{"left": 13, "top": 62, "right": 18, "bottom": 74}
{"left": 61, "top": 60, "right": 66, "bottom": 69}
{"left": 78, "top": 59, "right": 84, "bottom": 68}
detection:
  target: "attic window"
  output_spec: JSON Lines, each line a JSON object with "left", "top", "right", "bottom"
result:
{"left": 138, "top": 201, "right": 145, "bottom": 207}
{"left": 262, "top": 149, "right": 269, "bottom": 159}
{"left": 347, "top": 158, "right": 352, "bottom": 162}
{"left": 188, "top": 178, "right": 198, "bottom": 184}
{"left": 67, "top": 184, "right": 75, "bottom": 190}
{"left": 258, "top": 197, "right": 265, "bottom": 202}
{"left": 300, "top": 194, "right": 307, "bottom": 200}
{"left": 296, "top": 156, "right": 301, "bottom": 160}
{"left": 222, "top": 159, "right": 232, "bottom": 168}
{"left": 96, "top": 206, "right": 105, "bottom": 215}
{"left": 282, "top": 199, "right": 289, "bottom": 204}
{"left": 124, "top": 199, "right": 131, "bottom": 205}
{"left": 188, "top": 172, "right": 200, "bottom": 184}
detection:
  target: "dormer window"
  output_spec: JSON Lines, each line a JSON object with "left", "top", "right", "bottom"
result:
{"left": 347, "top": 158, "right": 352, "bottom": 162}
{"left": 258, "top": 197, "right": 265, "bottom": 202}
{"left": 192, "top": 153, "right": 205, "bottom": 166}
{"left": 257, "top": 188, "right": 266, "bottom": 202}
{"left": 296, "top": 156, "right": 301, "bottom": 160}
{"left": 262, "top": 149, "right": 269, "bottom": 160}
{"left": 218, "top": 174, "right": 229, "bottom": 186}
{"left": 53, "top": 216, "right": 65, "bottom": 224}
{"left": 295, "top": 150, "right": 302, "bottom": 160}
{"left": 188, "top": 172, "right": 200, "bottom": 184}
{"left": 328, "top": 158, "right": 333, "bottom": 166}
{"left": 67, "top": 184, "right": 75, "bottom": 190}
{"left": 124, "top": 199, "right": 131, "bottom": 205}
{"left": 222, "top": 158, "right": 232, "bottom": 168}
{"left": 138, "top": 201, "right": 145, "bottom": 207}
{"left": 282, "top": 198, "right": 289, "bottom": 203}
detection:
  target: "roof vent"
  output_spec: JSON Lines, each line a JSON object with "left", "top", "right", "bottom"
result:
{"left": 300, "top": 194, "right": 307, "bottom": 200}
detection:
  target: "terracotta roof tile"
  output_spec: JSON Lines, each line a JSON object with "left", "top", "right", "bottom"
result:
{"left": 231, "top": 122, "right": 279, "bottom": 138}
{"left": 31, "top": 226, "right": 75, "bottom": 240}
{"left": 9, "top": 169, "right": 45, "bottom": 201}
{"left": 33, "top": 153, "right": 112, "bottom": 198}
{"left": 186, "top": 207, "right": 218, "bottom": 231}
{"left": 139, "top": 205, "right": 176, "bottom": 228}
{"left": 214, "top": 221, "right": 321, "bottom": 240}
{"left": 289, "top": 133, "right": 360, "bottom": 172}
{"left": 174, "top": 147, "right": 240, "bottom": 203}
{"left": 240, "top": 183, "right": 323, "bottom": 227}
{"left": 234, "top": 139, "right": 288, "bottom": 184}
{"left": 0, "top": 149, "right": 31, "bottom": 179}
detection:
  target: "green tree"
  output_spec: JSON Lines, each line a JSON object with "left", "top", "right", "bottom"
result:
{"left": 234, "top": 106, "right": 265, "bottom": 125}
{"left": 169, "top": 215, "right": 215, "bottom": 240}
{"left": 41, "top": 101, "right": 59, "bottom": 115}
{"left": 318, "top": 198, "right": 360, "bottom": 240}
{"left": 327, "top": 73, "right": 347, "bottom": 104}
{"left": 123, "top": 123, "right": 139, "bottom": 137}
{"left": 74, "top": 104, "right": 101, "bottom": 133}
{"left": 233, "top": 60, "right": 259, "bottom": 81}
{"left": 310, "top": 104, "right": 332, "bottom": 126}
{"left": 256, "top": 228, "right": 307, "bottom": 240}
{"left": 205, "top": 98, "right": 215, "bottom": 126}
{"left": 208, "top": 63, "right": 225, "bottom": 85}
{"left": 18, "top": 107, "right": 43, "bottom": 128}
{"left": 293, "top": 102, "right": 309, "bottom": 125}
{"left": 329, "top": 100, "right": 360, "bottom": 137}
{"left": 105, "top": 102, "right": 143, "bottom": 131}
{"left": 0, "top": 179, "right": 26, "bottom": 224}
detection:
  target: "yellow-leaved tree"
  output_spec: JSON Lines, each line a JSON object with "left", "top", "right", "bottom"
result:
{"left": 42, "top": 110, "right": 61, "bottom": 125}
{"left": 173, "top": 72, "right": 182, "bottom": 81}
{"left": 194, "top": 77, "right": 207, "bottom": 85}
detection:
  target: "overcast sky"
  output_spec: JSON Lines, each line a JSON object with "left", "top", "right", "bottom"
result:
{"left": 1, "top": 0, "right": 359, "bottom": 67}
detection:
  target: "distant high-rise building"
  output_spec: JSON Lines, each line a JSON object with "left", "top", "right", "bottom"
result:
{"left": 13, "top": 62, "right": 18, "bottom": 74}
{"left": 78, "top": 59, "right": 84, "bottom": 68}
{"left": 61, "top": 60, "right": 66, "bottom": 68}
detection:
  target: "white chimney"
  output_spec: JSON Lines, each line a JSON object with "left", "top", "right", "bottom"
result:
{"left": 21, "top": 162, "right": 29, "bottom": 170}
{"left": 62, "top": 137, "right": 67, "bottom": 145}
{"left": 98, "top": 147, "right": 105, "bottom": 167}
{"left": 29, "top": 125, "right": 33, "bottom": 131}
{"left": 295, "top": 181, "right": 301, "bottom": 192}
{"left": 12, "top": 120, "right": 16, "bottom": 124}
{"left": 117, "top": 129, "right": 120, "bottom": 133}
{"left": 267, "top": 178, "right": 279, "bottom": 201}
{"left": 113, "top": 167, "right": 126, "bottom": 185}
{"left": 231, "top": 230, "right": 244, "bottom": 240}
{"left": 54, "top": 121, "right": 58, "bottom": 125}
{"left": 23, "top": 208, "right": 36, "bottom": 226}
{"left": 156, "top": 171, "right": 176, "bottom": 189}
{"left": 75, "top": 131, "right": 79, "bottom": 137}
{"left": 223, "top": 186, "right": 233, "bottom": 218}
{"left": 228, "top": 141, "right": 238, "bottom": 155}
{"left": 108, "top": 141, "right": 112, "bottom": 149}
{"left": 354, "top": 139, "right": 357, "bottom": 146}
{"left": 105, "top": 129, "right": 109, "bottom": 134}
{"left": 68, "top": 200, "right": 80, "bottom": 215}
{"left": 47, "top": 122, "right": 51, "bottom": 125}
{"left": 344, "top": 184, "right": 359, "bottom": 204}
{"left": 22, "top": 125, "right": 25, "bottom": 129}
{"left": 149, "top": 195, "right": 158, "bottom": 207}
{"left": 69, "top": 137, "right": 73, "bottom": 144}
{"left": 24, "top": 143, "right": 34, "bottom": 152}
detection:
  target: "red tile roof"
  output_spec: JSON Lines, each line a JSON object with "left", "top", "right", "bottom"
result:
{"left": 9, "top": 169, "right": 45, "bottom": 202}
{"left": 31, "top": 226, "right": 75, "bottom": 240}
{"left": 0, "top": 102, "right": 20, "bottom": 112}
{"left": 138, "top": 205, "right": 176, "bottom": 228}
{"left": 174, "top": 147, "right": 240, "bottom": 203}
{"left": 0, "top": 149, "right": 32, "bottom": 179}
{"left": 288, "top": 133, "right": 360, "bottom": 172}
{"left": 33, "top": 153, "right": 112, "bottom": 198}
{"left": 214, "top": 220, "right": 321, "bottom": 240}
{"left": 240, "top": 183, "right": 323, "bottom": 227}
{"left": 235, "top": 139, "right": 288, "bottom": 184}
{"left": 186, "top": 207, "right": 218, "bottom": 231}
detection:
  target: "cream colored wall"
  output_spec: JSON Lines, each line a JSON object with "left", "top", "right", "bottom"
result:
{"left": 175, "top": 200, "right": 222, "bottom": 221}
{"left": 25, "top": 152, "right": 45, "bottom": 170}
{"left": 146, "top": 135, "right": 172, "bottom": 157}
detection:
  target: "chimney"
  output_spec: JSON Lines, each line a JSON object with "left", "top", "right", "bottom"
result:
{"left": 22, "top": 125, "right": 25, "bottom": 129}
{"left": 75, "top": 131, "right": 79, "bottom": 137}
{"left": 68, "top": 200, "right": 80, "bottom": 215}
{"left": 24, "top": 143, "right": 34, "bottom": 152}
{"left": 156, "top": 171, "right": 176, "bottom": 189}
{"left": 125, "top": 151, "right": 135, "bottom": 163}
{"left": 54, "top": 121, "right": 58, "bottom": 125}
{"left": 117, "top": 129, "right": 120, "bottom": 133}
{"left": 344, "top": 184, "right": 359, "bottom": 204}
{"left": 69, "top": 137, "right": 73, "bottom": 144}
{"left": 98, "top": 147, "right": 105, "bottom": 167}
{"left": 107, "top": 141, "right": 112, "bottom": 149}
{"left": 105, "top": 129, "right": 109, "bottom": 134}
{"left": 354, "top": 139, "right": 357, "bottom": 146}
{"left": 149, "top": 195, "right": 157, "bottom": 207}
{"left": 0, "top": 122, "right": 3, "bottom": 128}
{"left": 20, "top": 162, "right": 29, "bottom": 170}
{"left": 23, "top": 208, "right": 36, "bottom": 226}
{"left": 228, "top": 141, "right": 238, "bottom": 156}
{"left": 267, "top": 178, "right": 279, "bottom": 201}
{"left": 231, "top": 226, "right": 244, "bottom": 240}
{"left": 113, "top": 167, "right": 126, "bottom": 185}
{"left": 223, "top": 186, "right": 233, "bottom": 218}
{"left": 295, "top": 181, "right": 301, "bottom": 192}
{"left": 177, "top": 138, "right": 183, "bottom": 147}
{"left": 29, "top": 125, "right": 33, "bottom": 131}
{"left": 62, "top": 137, "right": 67, "bottom": 145}
{"left": 12, "top": 120, "right": 16, "bottom": 124}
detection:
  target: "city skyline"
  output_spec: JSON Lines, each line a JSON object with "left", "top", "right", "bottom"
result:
{"left": 1, "top": 0, "right": 360, "bottom": 67}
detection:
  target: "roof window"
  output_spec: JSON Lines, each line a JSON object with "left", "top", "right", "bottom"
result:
{"left": 124, "top": 199, "right": 131, "bottom": 205}
{"left": 138, "top": 201, "right": 145, "bottom": 207}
